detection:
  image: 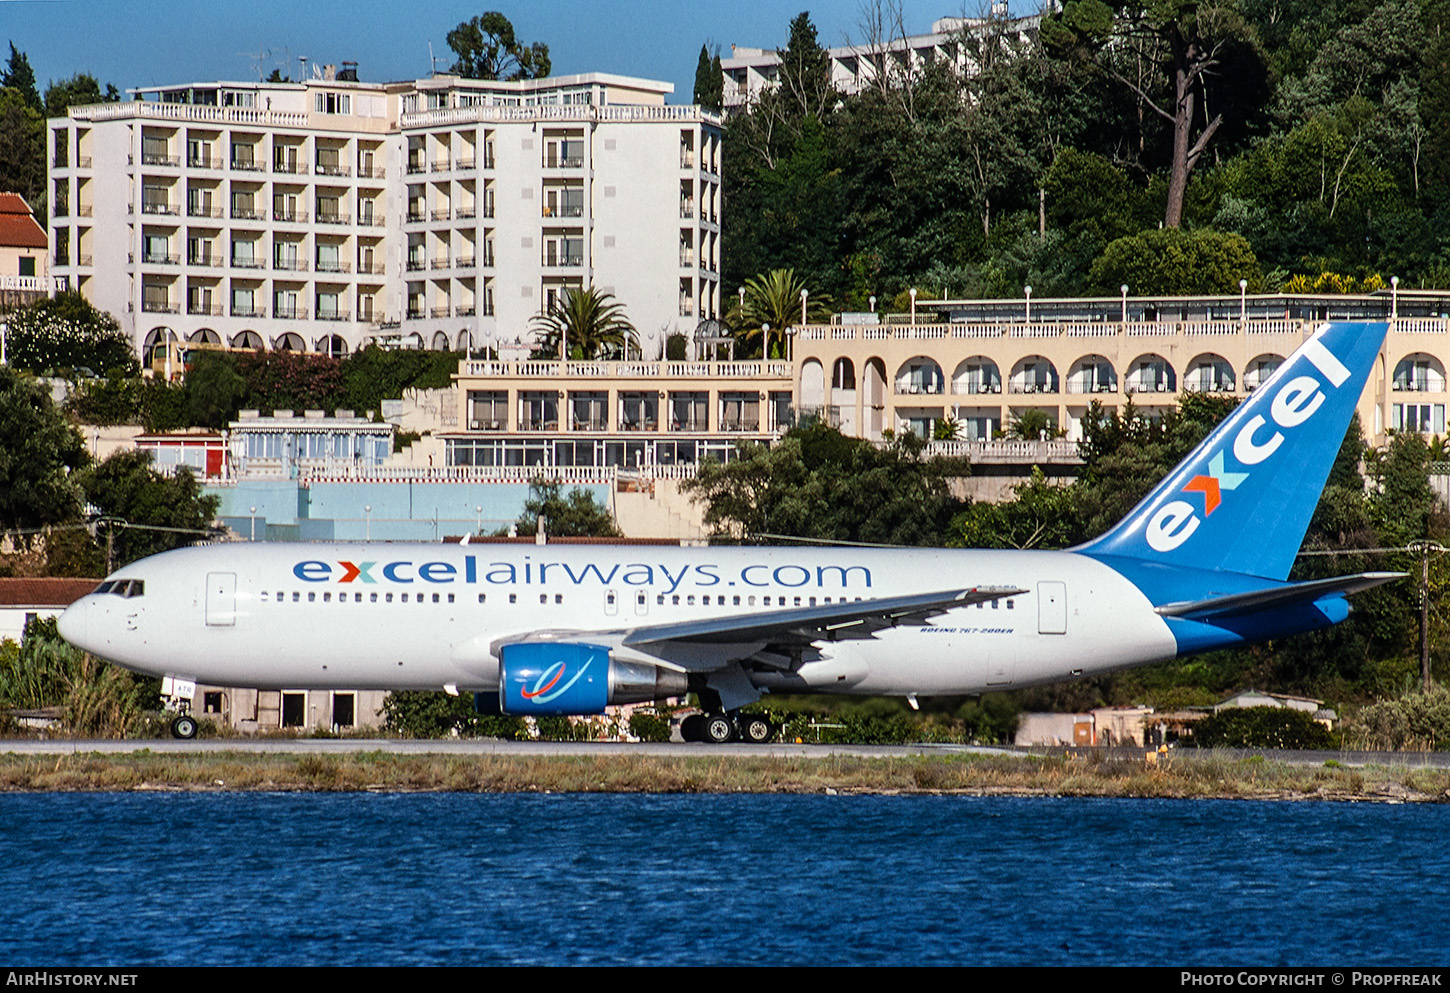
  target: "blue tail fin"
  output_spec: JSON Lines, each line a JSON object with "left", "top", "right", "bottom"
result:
{"left": 1076, "top": 322, "right": 1386, "bottom": 580}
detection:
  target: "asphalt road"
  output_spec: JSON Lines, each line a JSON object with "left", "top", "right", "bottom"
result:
{"left": 3, "top": 738, "right": 1450, "bottom": 767}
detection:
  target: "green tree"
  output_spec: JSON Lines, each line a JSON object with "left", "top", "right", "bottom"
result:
{"left": 0, "top": 85, "right": 44, "bottom": 210}
{"left": 43, "top": 74, "right": 117, "bottom": 119}
{"left": 513, "top": 480, "right": 620, "bottom": 538}
{"left": 446, "top": 12, "right": 550, "bottom": 80}
{"left": 693, "top": 44, "right": 723, "bottom": 112}
{"left": 1042, "top": 0, "right": 1268, "bottom": 228}
{"left": 683, "top": 422, "right": 968, "bottom": 545}
{"left": 2, "top": 43, "right": 39, "bottom": 109}
{"left": 529, "top": 285, "right": 637, "bottom": 360}
{"left": 338, "top": 345, "right": 461, "bottom": 417}
{"left": 3, "top": 291, "right": 135, "bottom": 375}
{"left": 1088, "top": 227, "right": 1261, "bottom": 295}
{"left": 184, "top": 350, "right": 247, "bottom": 429}
{"left": 0, "top": 368, "right": 88, "bottom": 533}
{"left": 80, "top": 450, "right": 220, "bottom": 568}
{"left": 949, "top": 467, "right": 1083, "bottom": 549}
{"left": 738, "top": 268, "right": 830, "bottom": 357}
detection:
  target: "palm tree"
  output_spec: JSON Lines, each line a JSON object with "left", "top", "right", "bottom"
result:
{"left": 530, "top": 285, "right": 638, "bottom": 360}
{"left": 738, "top": 269, "right": 831, "bottom": 359}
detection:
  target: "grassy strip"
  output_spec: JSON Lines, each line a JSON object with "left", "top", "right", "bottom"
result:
{"left": 2, "top": 751, "right": 1450, "bottom": 800}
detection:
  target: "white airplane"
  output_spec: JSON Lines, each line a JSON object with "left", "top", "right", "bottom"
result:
{"left": 60, "top": 321, "right": 1400, "bottom": 742}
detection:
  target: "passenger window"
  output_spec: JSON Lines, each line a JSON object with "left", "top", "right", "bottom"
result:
{"left": 354, "top": 593, "right": 362, "bottom": 602}
{"left": 672, "top": 595, "right": 679, "bottom": 605}
{"left": 385, "top": 593, "right": 393, "bottom": 603}
{"left": 292, "top": 592, "right": 300, "bottom": 602}
{"left": 401, "top": 593, "right": 409, "bottom": 603}
{"left": 477, "top": 593, "right": 486, "bottom": 603}
{"left": 509, "top": 593, "right": 517, "bottom": 604}
{"left": 687, "top": 595, "right": 695, "bottom": 606}
{"left": 733, "top": 595, "right": 740, "bottom": 605}
{"left": 1007, "top": 600, "right": 1015, "bottom": 610}
{"left": 446, "top": 594, "right": 454, "bottom": 603}
{"left": 554, "top": 594, "right": 562, "bottom": 604}
{"left": 370, "top": 592, "right": 378, "bottom": 602}
{"left": 656, "top": 594, "right": 664, "bottom": 605}
{"left": 433, "top": 593, "right": 441, "bottom": 603}
{"left": 322, "top": 592, "right": 330, "bottom": 602}
{"left": 539, "top": 594, "right": 547, "bottom": 604}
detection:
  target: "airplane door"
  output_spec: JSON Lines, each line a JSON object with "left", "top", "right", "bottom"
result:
{"left": 1038, "top": 581, "right": 1067, "bottom": 635}
{"left": 605, "top": 588, "right": 619, "bottom": 617}
{"left": 634, "top": 589, "right": 648, "bottom": 616}
{"left": 985, "top": 640, "right": 1016, "bottom": 686}
{"left": 206, "top": 572, "right": 236, "bottom": 627}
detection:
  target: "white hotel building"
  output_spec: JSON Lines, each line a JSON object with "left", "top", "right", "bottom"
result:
{"left": 47, "top": 69, "right": 722, "bottom": 361}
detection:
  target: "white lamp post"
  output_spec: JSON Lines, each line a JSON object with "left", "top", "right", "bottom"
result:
{"left": 1024, "top": 285, "right": 1033, "bottom": 324}
{"left": 249, "top": 506, "right": 257, "bottom": 542}
{"left": 869, "top": 295, "right": 876, "bottom": 313}
{"left": 1392, "top": 275, "right": 1400, "bottom": 327}
{"left": 909, "top": 287, "right": 917, "bottom": 325}
{"left": 1120, "top": 285, "right": 1129, "bottom": 324}
{"left": 800, "top": 288, "right": 808, "bottom": 327}
{"left": 1239, "top": 278, "right": 1248, "bottom": 324}
{"left": 364, "top": 504, "right": 372, "bottom": 542}
{"left": 475, "top": 505, "right": 482, "bottom": 535}
{"left": 762, "top": 323, "right": 770, "bottom": 360}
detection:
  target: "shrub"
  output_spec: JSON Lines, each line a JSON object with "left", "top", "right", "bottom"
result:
{"left": 1346, "top": 686, "right": 1450, "bottom": 750}
{"left": 627, "top": 710, "right": 672, "bottom": 742}
{"left": 1188, "top": 706, "right": 1334, "bottom": 749}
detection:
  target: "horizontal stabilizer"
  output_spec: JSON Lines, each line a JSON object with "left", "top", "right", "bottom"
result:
{"left": 623, "top": 586, "right": 1026, "bottom": 649}
{"left": 1154, "top": 572, "right": 1403, "bottom": 620}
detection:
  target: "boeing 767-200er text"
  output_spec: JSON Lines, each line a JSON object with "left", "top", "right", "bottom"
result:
{"left": 60, "top": 321, "right": 1401, "bottom": 741}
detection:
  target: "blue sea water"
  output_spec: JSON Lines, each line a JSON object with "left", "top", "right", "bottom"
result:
{"left": 1, "top": 792, "right": 1447, "bottom": 967}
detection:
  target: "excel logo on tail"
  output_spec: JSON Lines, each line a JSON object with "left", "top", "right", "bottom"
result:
{"left": 1181, "top": 453, "right": 1248, "bottom": 516}
{"left": 1145, "top": 337, "right": 1351, "bottom": 553}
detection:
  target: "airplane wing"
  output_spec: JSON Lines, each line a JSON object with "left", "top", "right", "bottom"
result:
{"left": 489, "top": 586, "right": 1025, "bottom": 673}
{"left": 1154, "top": 572, "right": 1403, "bottom": 620}
{"left": 622, "top": 585, "right": 1025, "bottom": 651}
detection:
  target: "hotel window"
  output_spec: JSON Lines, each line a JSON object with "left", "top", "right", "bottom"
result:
{"left": 314, "top": 92, "right": 352, "bottom": 115}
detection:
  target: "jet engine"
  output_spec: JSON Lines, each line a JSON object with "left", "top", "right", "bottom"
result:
{"left": 492, "top": 642, "right": 687, "bottom": 716}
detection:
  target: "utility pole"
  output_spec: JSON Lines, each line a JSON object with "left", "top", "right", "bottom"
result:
{"left": 1411, "top": 541, "right": 1445, "bottom": 692}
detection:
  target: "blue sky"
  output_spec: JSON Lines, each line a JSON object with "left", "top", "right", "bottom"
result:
{"left": 4, "top": 1, "right": 1023, "bottom": 101}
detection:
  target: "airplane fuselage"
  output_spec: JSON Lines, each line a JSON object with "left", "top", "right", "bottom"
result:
{"left": 59, "top": 540, "right": 1342, "bottom": 698}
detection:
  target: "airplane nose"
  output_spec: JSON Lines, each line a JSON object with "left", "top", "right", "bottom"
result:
{"left": 57, "top": 600, "right": 91, "bottom": 651}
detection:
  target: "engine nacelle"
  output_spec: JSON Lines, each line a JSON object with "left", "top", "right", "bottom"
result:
{"left": 497, "top": 643, "right": 686, "bottom": 716}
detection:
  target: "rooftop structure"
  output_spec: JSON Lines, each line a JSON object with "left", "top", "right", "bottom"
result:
{"left": 721, "top": 8, "right": 1037, "bottom": 112}
{"left": 48, "top": 69, "right": 720, "bottom": 363}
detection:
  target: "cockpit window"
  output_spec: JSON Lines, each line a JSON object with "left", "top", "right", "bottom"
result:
{"left": 96, "top": 580, "right": 145, "bottom": 598}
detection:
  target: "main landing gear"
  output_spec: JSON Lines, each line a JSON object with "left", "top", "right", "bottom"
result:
{"left": 679, "top": 712, "right": 777, "bottom": 744}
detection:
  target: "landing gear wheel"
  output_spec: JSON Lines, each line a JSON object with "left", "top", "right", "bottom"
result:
{"left": 680, "top": 714, "right": 706, "bottom": 742}
{"left": 739, "top": 715, "right": 774, "bottom": 743}
{"left": 703, "top": 714, "right": 736, "bottom": 744}
{"left": 170, "top": 715, "right": 198, "bottom": 740}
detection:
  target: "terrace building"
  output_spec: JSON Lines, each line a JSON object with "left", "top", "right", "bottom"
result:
{"left": 47, "top": 68, "right": 721, "bottom": 363}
